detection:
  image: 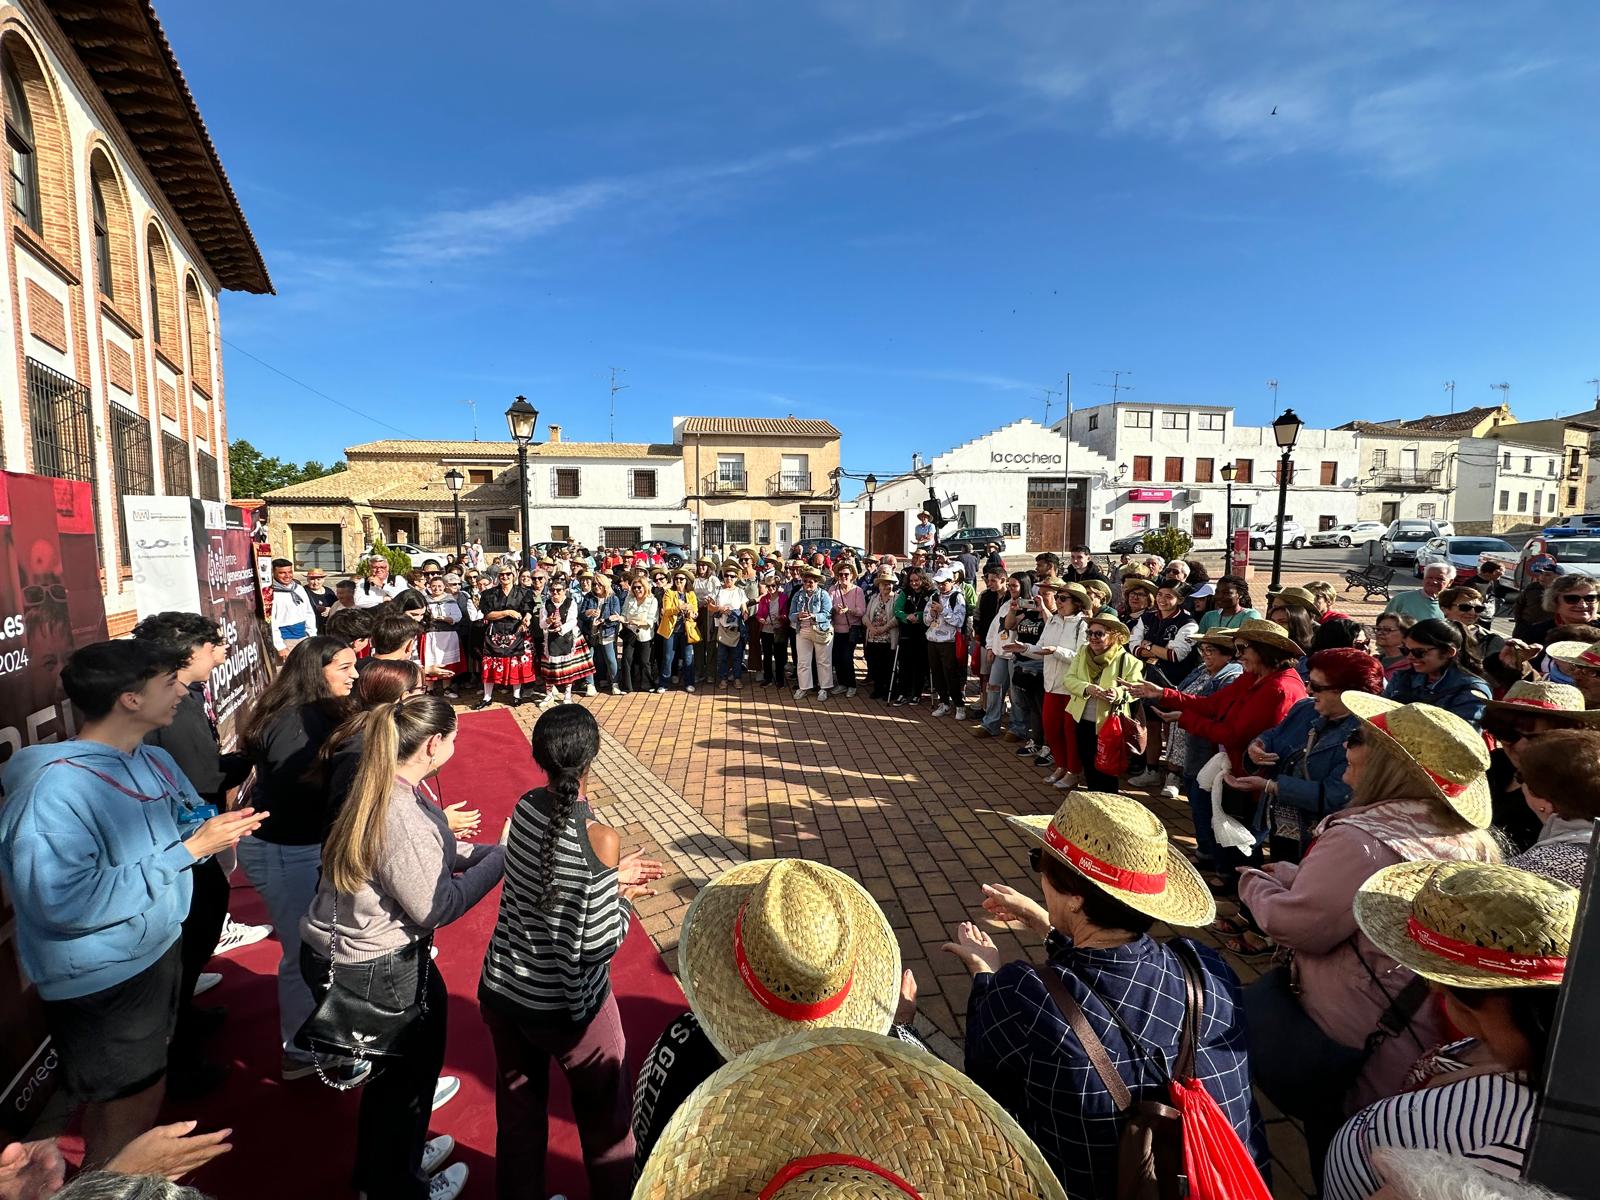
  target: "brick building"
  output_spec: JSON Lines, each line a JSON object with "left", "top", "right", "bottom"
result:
{"left": 674, "top": 416, "right": 841, "bottom": 554}
{"left": 0, "top": 0, "right": 270, "bottom": 634}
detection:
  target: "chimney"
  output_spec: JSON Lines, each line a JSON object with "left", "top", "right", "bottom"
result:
{"left": 547, "top": 424, "right": 562, "bottom": 443}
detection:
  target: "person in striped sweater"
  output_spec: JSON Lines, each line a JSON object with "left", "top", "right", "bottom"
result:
{"left": 478, "top": 705, "right": 665, "bottom": 1200}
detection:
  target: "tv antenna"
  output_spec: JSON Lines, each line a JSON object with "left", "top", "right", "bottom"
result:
{"left": 1040, "top": 385, "right": 1062, "bottom": 425}
{"left": 1490, "top": 381, "right": 1511, "bottom": 407}
{"left": 461, "top": 398, "right": 478, "bottom": 440}
{"left": 608, "top": 367, "right": 629, "bottom": 441}
{"left": 1443, "top": 380, "right": 1456, "bottom": 413}
{"left": 1587, "top": 378, "right": 1600, "bottom": 404}
{"left": 1096, "top": 370, "right": 1134, "bottom": 404}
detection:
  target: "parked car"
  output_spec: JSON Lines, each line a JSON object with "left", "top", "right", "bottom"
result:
{"left": 632, "top": 540, "right": 690, "bottom": 568}
{"left": 792, "top": 537, "right": 865, "bottom": 562}
{"left": 1413, "top": 535, "right": 1519, "bottom": 580}
{"left": 1109, "top": 531, "right": 1150, "bottom": 555}
{"left": 1543, "top": 514, "right": 1600, "bottom": 533}
{"left": 362, "top": 541, "right": 448, "bottom": 570}
{"left": 938, "top": 526, "right": 1007, "bottom": 556}
{"left": 1515, "top": 532, "right": 1600, "bottom": 588}
{"left": 1376, "top": 519, "right": 1454, "bottom": 566}
{"left": 1307, "top": 521, "right": 1387, "bottom": 549}
{"left": 1248, "top": 520, "right": 1307, "bottom": 551}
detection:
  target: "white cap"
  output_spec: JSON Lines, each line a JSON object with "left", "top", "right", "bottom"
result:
{"left": 933, "top": 568, "right": 955, "bottom": 583}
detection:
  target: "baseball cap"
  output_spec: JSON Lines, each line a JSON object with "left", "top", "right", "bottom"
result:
{"left": 933, "top": 568, "right": 955, "bottom": 583}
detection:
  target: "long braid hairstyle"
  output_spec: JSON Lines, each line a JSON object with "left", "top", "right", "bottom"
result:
{"left": 528, "top": 704, "right": 601, "bottom": 912}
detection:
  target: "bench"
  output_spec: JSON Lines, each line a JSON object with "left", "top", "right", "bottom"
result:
{"left": 1342, "top": 563, "right": 1396, "bottom": 602}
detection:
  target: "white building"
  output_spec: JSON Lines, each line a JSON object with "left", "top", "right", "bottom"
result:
{"left": 838, "top": 418, "right": 1118, "bottom": 554}
{"left": 1454, "top": 436, "right": 1563, "bottom": 534}
{"left": 525, "top": 428, "right": 693, "bottom": 548}
{"left": 1057, "top": 401, "right": 1361, "bottom": 546}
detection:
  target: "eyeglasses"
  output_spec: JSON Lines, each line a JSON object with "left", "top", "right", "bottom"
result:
{"left": 1346, "top": 729, "right": 1364, "bottom": 747}
{"left": 1489, "top": 726, "right": 1543, "bottom": 745}
{"left": 1449, "top": 603, "right": 1485, "bottom": 614}
{"left": 1558, "top": 594, "right": 1599, "bottom": 606}
{"left": 1028, "top": 847, "right": 1042, "bottom": 873}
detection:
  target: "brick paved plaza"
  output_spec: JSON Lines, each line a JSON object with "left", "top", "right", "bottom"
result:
{"left": 495, "top": 569, "right": 1389, "bottom": 1198}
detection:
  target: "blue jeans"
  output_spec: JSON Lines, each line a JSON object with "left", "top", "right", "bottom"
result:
{"left": 1186, "top": 776, "right": 1219, "bottom": 865}
{"left": 717, "top": 641, "right": 742, "bottom": 681}
{"left": 982, "top": 654, "right": 1021, "bottom": 734}
{"left": 237, "top": 838, "right": 324, "bottom": 1064}
{"left": 594, "top": 638, "right": 618, "bottom": 686}
{"left": 1010, "top": 665, "right": 1045, "bottom": 744}
{"left": 658, "top": 631, "right": 695, "bottom": 687}
{"left": 732, "top": 628, "right": 748, "bottom": 679}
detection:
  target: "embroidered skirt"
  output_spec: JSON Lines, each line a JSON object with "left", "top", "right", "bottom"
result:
{"left": 483, "top": 648, "right": 537, "bottom": 686}
{"left": 540, "top": 635, "right": 594, "bottom": 687}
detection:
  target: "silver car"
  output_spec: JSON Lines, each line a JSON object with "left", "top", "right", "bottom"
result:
{"left": 1308, "top": 521, "right": 1387, "bottom": 549}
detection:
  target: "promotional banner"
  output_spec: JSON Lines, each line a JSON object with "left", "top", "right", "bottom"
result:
{"left": 126, "top": 496, "right": 273, "bottom": 750}
{"left": 0, "top": 471, "right": 109, "bottom": 1136}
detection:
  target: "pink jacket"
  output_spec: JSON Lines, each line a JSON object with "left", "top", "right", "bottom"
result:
{"left": 1239, "top": 817, "right": 1493, "bottom": 1109}
{"left": 827, "top": 583, "right": 866, "bottom": 634}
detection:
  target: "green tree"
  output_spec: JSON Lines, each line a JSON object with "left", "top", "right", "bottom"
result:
{"left": 364, "top": 533, "right": 411, "bottom": 578}
{"left": 1141, "top": 526, "right": 1194, "bottom": 563}
{"left": 228, "top": 438, "right": 347, "bottom": 499}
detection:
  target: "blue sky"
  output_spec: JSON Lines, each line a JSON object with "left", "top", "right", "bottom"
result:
{"left": 165, "top": 1, "right": 1599, "bottom": 477}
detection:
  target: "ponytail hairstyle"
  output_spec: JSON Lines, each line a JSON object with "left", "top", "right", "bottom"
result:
{"left": 528, "top": 704, "right": 601, "bottom": 912}
{"left": 1408, "top": 616, "right": 1484, "bottom": 678}
{"left": 323, "top": 696, "right": 456, "bottom": 894}
{"left": 304, "top": 659, "right": 424, "bottom": 789}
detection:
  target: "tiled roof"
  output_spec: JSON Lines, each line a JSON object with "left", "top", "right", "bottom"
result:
{"left": 1390, "top": 405, "right": 1507, "bottom": 433}
{"left": 1555, "top": 407, "right": 1600, "bottom": 431}
{"left": 345, "top": 440, "right": 680, "bottom": 460}
{"left": 678, "top": 417, "right": 841, "bottom": 437}
{"left": 262, "top": 469, "right": 387, "bottom": 501}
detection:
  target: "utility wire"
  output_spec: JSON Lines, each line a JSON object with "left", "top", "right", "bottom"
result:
{"left": 220, "top": 337, "right": 416, "bottom": 437}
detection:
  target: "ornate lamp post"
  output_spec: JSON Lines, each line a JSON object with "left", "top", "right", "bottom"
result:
{"left": 1267, "top": 407, "right": 1304, "bottom": 599}
{"left": 505, "top": 395, "right": 539, "bottom": 569}
{"left": 863, "top": 472, "right": 878, "bottom": 555}
{"left": 444, "top": 466, "right": 465, "bottom": 562}
{"left": 1220, "top": 461, "right": 1236, "bottom": 577}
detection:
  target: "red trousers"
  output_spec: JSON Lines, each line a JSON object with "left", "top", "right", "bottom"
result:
{"left": 1042, "top": 692, "right": 1082, "bottom": 775}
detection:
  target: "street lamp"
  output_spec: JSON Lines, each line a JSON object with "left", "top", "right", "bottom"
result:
{"left": 1267, "top": 407, "right": 1304, "bottom": 598}
{"left": 863, "top": 472, "right": 878, "bottom": 555}
{"left": 443, "top": 466, "right": 465, "bottom": 562}
{"left": 505, "top": 395, "right": 539, "bottom": 569}
{"left": 1219, "top": 461, "right": 1236, "bottom": 577}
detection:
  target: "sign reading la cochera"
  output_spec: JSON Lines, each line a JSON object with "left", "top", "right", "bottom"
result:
{"left": 989, "top": 451, "right": 1064, "bottom": 466}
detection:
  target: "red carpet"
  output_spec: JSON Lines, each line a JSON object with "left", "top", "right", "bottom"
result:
{"left": 141, "top": 707, "right": 684, "bottom": 1199}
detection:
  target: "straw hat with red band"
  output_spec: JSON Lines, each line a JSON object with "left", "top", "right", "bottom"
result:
{"left": 678, "top": 859, "right": 900, "bottom": 1061}
{"left": 1483, "top": 679, "right": 1600, "bottom": 724}
{"left": 1004, "top": 791, "right": 1216, "bottom": 927}
{"left": 1545, "top": 640, "right": 1600, "bottom": 675}
{"left": 1341, "top": 693, "right": 1493, "bottom": 829}
{"left": 633, "top": 1028, "right": 1068, "bottom": 1200}
{"left": 1353, "top": 861, "right": 1577, "bottom": 989}
{"left": 1231, "top": 617, "right": 1304, "bottom": 659}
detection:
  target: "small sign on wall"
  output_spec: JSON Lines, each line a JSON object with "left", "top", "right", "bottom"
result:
{"left": 1100, "top": 518, "right": 1114, "bottom": 532}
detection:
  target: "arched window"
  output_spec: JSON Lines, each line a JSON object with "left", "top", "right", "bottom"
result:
{"left": 88, "top": 149, "right": 134, "bottom": 306}
{"left": 146, "top": 241, "right": 160, "bottom": 341}
{"left": 183, "top": 275, "right": 210, "bottom": 387}
{"left": 146, "top": 223, "right": 176, "bottom": 348}
{"left": 92, "top": 176, "right": 110, "bottom": 295}
{"left": 3, "top": 49, "right": 39, "bottom": 233}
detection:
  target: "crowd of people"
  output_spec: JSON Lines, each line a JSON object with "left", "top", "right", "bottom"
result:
{"left": 0, "top": 532, "right": 1592, "bottom": 1200}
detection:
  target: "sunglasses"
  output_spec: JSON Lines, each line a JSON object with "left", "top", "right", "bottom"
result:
{"left": 1028, "top": 846, "right": 1043, "bottom": 873}
{"left": 1489, "top": 726, "right": 1543, "bottom": 745}
{"left": 1307, "top": 681, "right": 1336, "bottom": 693}
{"left": 1558, "top": 594, "right": 1599, "bottom": 606}
{"left": 1404, "top": 644, "right": 1439, "bottom": 658}
{"left": 1449, "top": 603, "right": 1485, "bottom": 613}
{"left": 1085, "top": 629, "right": 1111, "bottom": 639}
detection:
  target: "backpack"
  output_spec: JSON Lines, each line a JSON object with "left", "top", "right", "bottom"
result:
{"left": 1037, "top": 941, "right": 1269, "bottom": 1200}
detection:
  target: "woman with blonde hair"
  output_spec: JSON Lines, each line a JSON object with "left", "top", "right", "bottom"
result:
{"left": 299, "top": 698, "right": 505, "bottom": 1200}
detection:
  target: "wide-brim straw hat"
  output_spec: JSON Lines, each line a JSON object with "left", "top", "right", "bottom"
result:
{"left": 1483, "top": 680, "right": 1600, "bottom": 724}
{"left": 1195, "top": 630, "right": 1238, "bottom": 650}
{"left": 1342, "top": 694, "right": 1492, "bottom": 828}
{"left": 1274, "top": 585, "right": 1319, "bottom": 612}
{"left": 697, "top": 557, "right": 718, "bottom": 568}
{"left": 634, "top": 1028, "right": 1067, "bottom": 1200}
{"left": 1353, "top": 861, "right": 1577, "bottom": 989}
{"left": 679, "top": 860, "right": 901, "bottom": 1061}
{"left": 721, "top": 559, "right": 743, "bottom": 575}
{"left": 799, "top": 565, "right": 825, "bottom": 581}
{"left": 1054, "top": 582, "right": 1091, "bottom": 606}
{"left": 1545, "top": 640, "right": 1600, "bottom": 675}
{"left": 1232, "top": 617, "right": 1304, "bottom": 658}
{"left": 1121, "top": 577, "right": 1158, "bottom": 597}
{"left": 1004, "top": 792, "right": 1216, "bottom": 927}
{"left": 1085, "top": 614, "right": 1131, "bottom": 640}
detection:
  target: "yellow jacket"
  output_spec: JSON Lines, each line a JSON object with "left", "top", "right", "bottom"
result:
{"left": 1062, "top": 646, "right": 1144, "bottom": 726}
{"left": 657, "top": 589, "right": 700, "bottom": 642}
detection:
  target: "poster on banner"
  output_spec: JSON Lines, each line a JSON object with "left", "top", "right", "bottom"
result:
{"left": 0, "top": 471, "right": 109, "bottom": 1136}
{"left": 126, "top": 496, "right": 274, "bottom": 750}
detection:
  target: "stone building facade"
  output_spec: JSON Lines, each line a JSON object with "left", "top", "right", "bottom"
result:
{"left": 674, "top": 416, "right": 841, "bottom": 554}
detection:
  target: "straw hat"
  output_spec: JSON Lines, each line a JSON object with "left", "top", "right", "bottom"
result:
{"left": 1004, "top": 792, "right": 1216, "bottom": 927}
{"left": 697, "top": 556, "right": 718, "bottom": 569}
{"left": 1118, "top": 565, "right": 1149, "bottom": 579}
{"left": 671, "top": 567, "right": 691, "bottom": 581}
{"left": 1121, "top": 577, "right": 1158, "bottom": 598}
{"left": 1054, "top": 581, "right": 1091, "bottom": 608}
{"left": 1483, "top": 680, "right": 1600, "bottom": 724}
{"left": 634, "top": 1028, "right": 1067, "bottom": 1200}
{"left": 799, "top": 565, "right": 825, "bottom": 581}
{"left": 1232, "top": 618, "right": 1304, "bottom": 658}
{"left": 1341, "top": 694, "right": 1492, "bottom": 828}
{"left": 1353, "top": 861, "right": 1577, "bottom": 989}
{"left": 1085, "top": 614, "right": 1131, "bottom": 640}
{"left": 1545, "top": 640, "right": 1600, "bottom": 674}
{"left": 1274, "top": 585, "right": 1319, "bottom": 612}
{"left": 722, "top": 559, "right": 743, "bottom": 575}
{"left": 1196, "top": 630, "right": 1238, "bottom": 651}
{"left": 678, "top": 860, "right": 901, "bottom": 1061}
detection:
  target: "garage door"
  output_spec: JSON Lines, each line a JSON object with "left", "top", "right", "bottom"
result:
{"left": 292, "top": 526, "right": 343, "bottom": 572}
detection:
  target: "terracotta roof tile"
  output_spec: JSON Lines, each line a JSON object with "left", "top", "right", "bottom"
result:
{"left": 678, "top": 417, "right": 840, "bottom": 437}
{"left": 345, "top": 439, "right": 680, "bottom": 460}
{"left": 1390, "top": 405, "right": 1507, "bottom": 433}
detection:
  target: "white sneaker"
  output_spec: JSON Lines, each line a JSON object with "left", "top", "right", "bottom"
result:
{"left": 686, "top": 685, "right": 696, "bottom": 693}
{"left": 955, "top": 705, "right": 967, "bottom": 720}
{"left": 1160, "top": 773, "right": 1182, "bottom": 799}
{"left": 1127, "top": 769, "right": 1164, "bottom": 788}
{"left": 583, "top": 683, "right": 597, "bottom": 696}
{"left": 931, "top": 703, "right": 950, "bottom": 717}
{"left": 846, "top": 687, "right": 857, "bottom": 698}
{"left": 432, "top": 1075, "right": 461, "bottom": 1111}
{"left": 421, "top": 1134, "right": 456, "bottom": 1176}
{"left": 428, "top": 1163, "right": 468, "bottom": 1200}
{"left": 1054, "top": 773, "right": 1078, "bottom": 790}
{"left": 794, "top": 688, "right": 807, "bottom": 700}
{"left": 214, "top": 916, "right": 271, "bottom": 956}
{"left": 655, "top": 686, "right": 667, "bottom": 693}
{"left": 193, "top": 971, "right": 222, "bottom": 997}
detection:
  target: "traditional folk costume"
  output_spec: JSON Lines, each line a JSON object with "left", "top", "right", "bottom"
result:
{"left": 539, "top": 592, "right": 594, "bottom": 699}
{"left": 481, "top": 582, "right": 538, "bottom": 698}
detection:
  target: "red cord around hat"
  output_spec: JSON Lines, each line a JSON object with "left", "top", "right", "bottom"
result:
{"left": 759, "top": 1155, "right": 921, "bottom": 1199}
{"left": 733, "top": 904, "right": 855, "bottom": 1021}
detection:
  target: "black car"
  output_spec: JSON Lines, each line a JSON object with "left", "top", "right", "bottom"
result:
{"left": 792, "top": 537, "right": 864, "bottom": 561}
{"left": 938, "top": 526, "right": 1007, "bottom": 556}
{"left": 1109, "top": 531, "right": 1148, "bottom": 554}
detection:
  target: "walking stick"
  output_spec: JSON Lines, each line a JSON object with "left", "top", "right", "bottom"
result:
{"left": 887, "top": 637, "right": 901, "bottom": 700}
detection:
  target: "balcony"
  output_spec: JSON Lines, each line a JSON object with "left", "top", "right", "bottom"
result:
{"left": 1368, "top": 468, "right": 1443, "bottom": 491}
{"left": 769, "top": 471, "right": 812, "bottom": 495}
{"left": 703, "top": 470, "right": 747, "bottom": 495}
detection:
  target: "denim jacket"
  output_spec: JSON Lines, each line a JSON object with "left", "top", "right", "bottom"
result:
{"left": 1382, "top": 663, "right": 1492, "bottom": 726}
{"left": 1251, "top": 698, "right": 1358, "bottom": 833}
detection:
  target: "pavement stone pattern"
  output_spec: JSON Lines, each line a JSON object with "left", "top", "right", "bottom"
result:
{"left": 496, "top": 569, "right": 1389, "bottom": 1199}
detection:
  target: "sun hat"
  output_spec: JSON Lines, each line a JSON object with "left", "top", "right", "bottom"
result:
{"left": 1003, "top": 791, "right": 1216, "bottom": 927}
{"left": 1118, "top": 564, "right": 1149, "bottom": 579}
{"left": 722, "top": 559, "right": 742, "bottom": 574}
{"left": 1121, "top": 577, "right": 1158, "bottom": 598}
{"left": 1545, "top": 640, "right": 1600, "bottom": 673}
{"left": 1186, "top": 581, "right": 1216, "bottom": 600}
{"left": 634, "top": 1028, "right": 1067, "bottom": 1200}
{"left": 799, "top": 565, "right": 825, "bottom": 581}
{"left": 1353, "top": 861, "right": 1577, "bottom": 989}
{"left": 1231, "top": 617, "right": 1304, "bottom": 658}
{"left": 1273, "top": 585, "right": 1319, "bottom": 612}
{"left": 1055, "top": 582, "right": 1091, "bottom": 607}
{"left": 1341, "top": 694, "right": 1492, "bottom": 828}
{"left": 1085, "top": 614, "right": 1131, "bottom": 640}
{"left": 677, "top": 860, "right": 900, "bottom": 1060}
{"left": 1483, "top": 679, "right": 1600, "bottom": 724}
{"left": 697, "top": 556, "right": 717, "bottom": 568}
{"left": 1196, "top": 630, "right": 1238, "bottom": 651}
{"left": 671, "top": 566, "right": 691, "bottom": 580}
